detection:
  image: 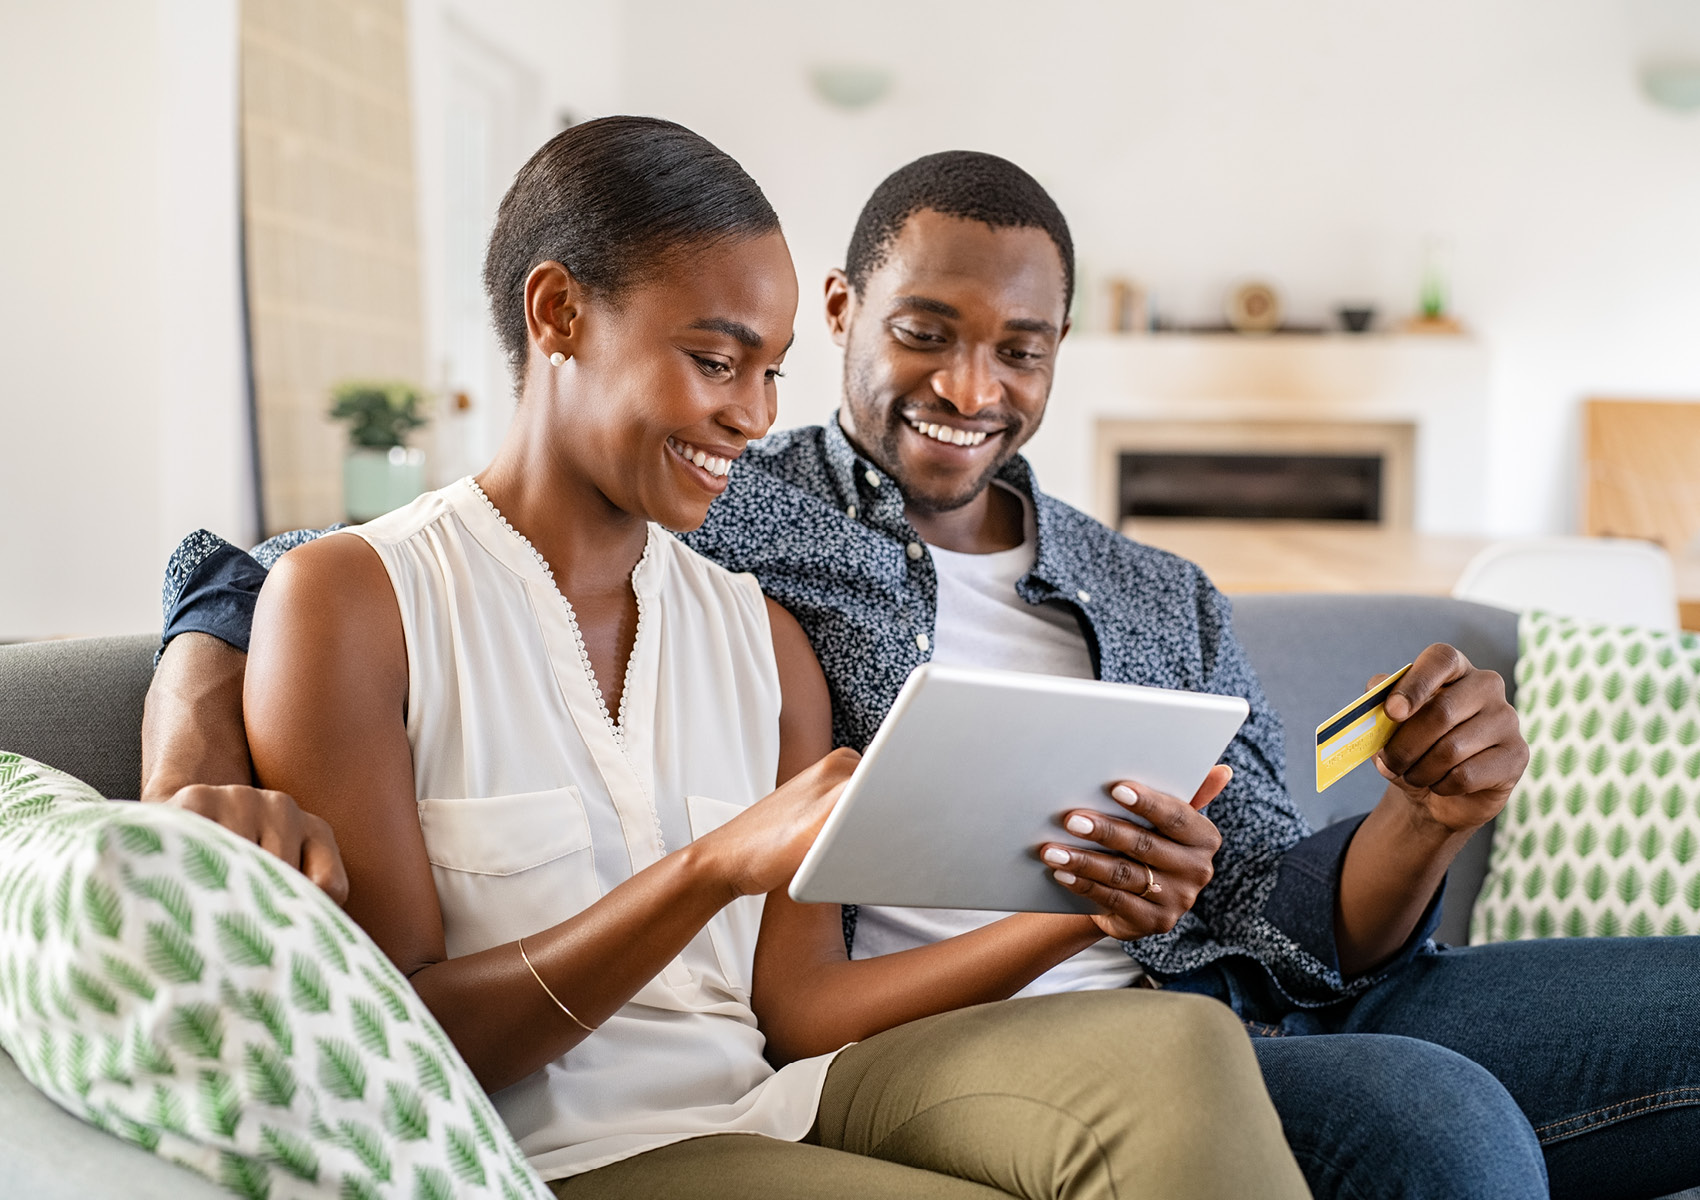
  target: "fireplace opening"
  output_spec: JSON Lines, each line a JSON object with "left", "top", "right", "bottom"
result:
{"left": 1118, "top": 452, "right": 1384, "bottom": 523}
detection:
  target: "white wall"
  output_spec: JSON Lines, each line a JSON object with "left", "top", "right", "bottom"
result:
{"left": 616, "top": 0, "right": 1700, "bottom": 536}
{"left": 0, "top": 0, "right": 247, "bottom": 640}
{"left": 407, "top": 0, "right": 622, "bottom": 479}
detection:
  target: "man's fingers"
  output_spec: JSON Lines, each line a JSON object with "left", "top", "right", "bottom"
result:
{"left": 1386, "top": 711, "right": 1506, "bottom": 791}
{"left": 300, "top": 816, "right": 350, "bottom": 906}
{"left": 1383, "top": 643, "right": 1471, "bottom": 722}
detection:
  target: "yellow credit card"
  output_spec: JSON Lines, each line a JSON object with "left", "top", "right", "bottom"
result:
{"left": 1315, "top": 665, "right": 1412, "bottom": 792}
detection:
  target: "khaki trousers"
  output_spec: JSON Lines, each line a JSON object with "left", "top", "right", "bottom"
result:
{"left": 550, "top": 990, "right": 1310, "bottom": 1200}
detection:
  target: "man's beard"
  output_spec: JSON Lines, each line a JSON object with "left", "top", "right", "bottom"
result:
{"left": 840, "top": 354, "right": 1019, "bottom": 516}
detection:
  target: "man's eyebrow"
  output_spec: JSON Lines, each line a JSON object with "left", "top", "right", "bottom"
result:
{"left": 689, "top": 317, "right": 763, "bottom": 348}
{"left": 890, "top": 295, "right": 960, "bottom": 319}
{"left": 1005, "top": 317, "right": 1059, "bottom": 336}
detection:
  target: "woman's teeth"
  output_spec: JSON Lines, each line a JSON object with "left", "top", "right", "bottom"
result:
{"left": 669, "top": 438, "right": 731, "bottom": 478}
{"left": 908, "top": 419, "right": 989, "bottom": 447}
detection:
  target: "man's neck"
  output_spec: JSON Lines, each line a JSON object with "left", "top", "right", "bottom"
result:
{"left": 907, "top": 483, "right": 1025, "bottom": 554}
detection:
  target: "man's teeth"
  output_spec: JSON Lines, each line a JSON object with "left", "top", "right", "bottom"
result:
{"left": 669, "top": 438, "right": 731, "bottom": 478}
{"left": 908, "top": 419, "right": 989, "bottom": 447}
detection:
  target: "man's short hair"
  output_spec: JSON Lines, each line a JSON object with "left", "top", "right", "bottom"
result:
{"left": 844, "top": 151, "right": 1074, "bottom": 310}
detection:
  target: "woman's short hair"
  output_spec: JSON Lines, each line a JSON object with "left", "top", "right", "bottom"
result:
{"left": 483, "top": 115, "right": 780, "bottom": 381}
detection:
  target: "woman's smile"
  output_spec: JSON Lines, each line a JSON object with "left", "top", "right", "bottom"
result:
{"left": 667, "top": 435, "right": 737, "bottom": 491}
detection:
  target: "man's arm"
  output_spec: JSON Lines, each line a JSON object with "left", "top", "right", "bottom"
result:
{"left": 141, "top": 632, "right": 254, "bottom": 798}
{"left": 141, "top": 529, "right": 349, "bottom": 902}
{"left": 1332, "top": 645, "right": 1527, "bottom": 974}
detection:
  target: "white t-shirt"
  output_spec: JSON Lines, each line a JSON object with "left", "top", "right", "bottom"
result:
{"left": 850, "top": 486, "right": 1143, "bottom": 995}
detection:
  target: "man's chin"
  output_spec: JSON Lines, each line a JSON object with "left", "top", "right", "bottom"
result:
{"left": 894, "top": 466, "right": 1004, "bottom": 517}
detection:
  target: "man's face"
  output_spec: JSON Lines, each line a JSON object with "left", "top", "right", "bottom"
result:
{"left": 830, "top": 209, "right": 1069, "bottom": 516}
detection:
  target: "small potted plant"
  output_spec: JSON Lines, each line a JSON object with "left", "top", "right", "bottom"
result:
{"left": 329, "top": 380, "right": 428, "bottom": 521}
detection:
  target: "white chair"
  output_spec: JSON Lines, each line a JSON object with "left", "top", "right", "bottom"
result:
{"left": 1451, "top": 537, "right": 1680, "bottom": 631}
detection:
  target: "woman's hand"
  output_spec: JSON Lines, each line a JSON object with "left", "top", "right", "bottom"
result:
{"left": 163, "top": 783, "right": 351, "bottom": 905}
{"left": 698, "top": 747, "right": 860, "bottom": 900}
{"left": 1039, "top": 764, "right": 1231, "bottom": 942}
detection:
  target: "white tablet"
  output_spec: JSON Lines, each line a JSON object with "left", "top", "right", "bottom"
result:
{"left": 788, "top": 663, "right": 1249, "bottom": 914}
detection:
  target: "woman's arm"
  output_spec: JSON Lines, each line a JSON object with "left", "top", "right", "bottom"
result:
{"left": 752, "top": 600, "right": 1117, "bottom": 1065}
{"left": 244, "top": 536, "right": 852, "bottom": 1092}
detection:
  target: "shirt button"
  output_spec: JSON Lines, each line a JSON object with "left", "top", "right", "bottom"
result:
{"left": 845, "top": 505, "right": 857, "bottom": 520}
{"left": 1077, "top": 589, "right": 1091, "bottom": 602}
{"left": 864, "top": 469, "right": 881, "bottom": 487}
{"left": 906, "top": 542, "right": 924, "bottom": 561}
{"left": 916, "top": 632, "right": 930, "bottom": 652}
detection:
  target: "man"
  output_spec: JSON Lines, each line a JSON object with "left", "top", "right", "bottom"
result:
{"left": 147, "top": 152, "right": 1699, "bottom": 1200}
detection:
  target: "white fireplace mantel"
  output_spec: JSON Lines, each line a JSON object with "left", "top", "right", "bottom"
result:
{"left": 1030, "top": 332, "right": 1492, "bottom": 535}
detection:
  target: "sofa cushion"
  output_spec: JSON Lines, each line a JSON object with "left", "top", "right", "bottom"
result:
{"left": 0, "top": 752, "right": 549, "bottom": 1200}
{"left": 1471, "top": 613, "right": 1700, "bottom": 942}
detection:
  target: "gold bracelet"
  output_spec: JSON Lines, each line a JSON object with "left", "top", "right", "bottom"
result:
{"left": 517, "top": 936, "right": 597, "bottom": 1033}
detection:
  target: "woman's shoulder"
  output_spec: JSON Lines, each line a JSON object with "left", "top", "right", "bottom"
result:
{"left": 650, "top": 525, "right": 769, "bottom": 624}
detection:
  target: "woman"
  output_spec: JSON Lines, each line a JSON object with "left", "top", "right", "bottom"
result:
{"left": 243, "top": 116, "right": 1307, "bottom": 1199}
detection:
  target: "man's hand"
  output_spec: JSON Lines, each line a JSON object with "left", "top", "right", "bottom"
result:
{"left": 1372, "top": 643, "right": 1530, "bottom": 836}
{"left": 1038, "top": 764, "right": 1231, "bottom": 941}
{"left": 163, "top": 784, "right": 350, "bottom": 906}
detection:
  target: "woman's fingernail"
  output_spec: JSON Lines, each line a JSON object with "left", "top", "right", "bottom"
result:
{"left": 1111, "top": 784, "right": 1138, "bottom": 808}
{"left": 1053, "top": 869, "right": 1077, "bottom": 886}
{"left": 1042, "top": 846, "right": 1071, "bottom": 866}
{"left": 1065, "top": 814, "right": 1094, "bottom": 836}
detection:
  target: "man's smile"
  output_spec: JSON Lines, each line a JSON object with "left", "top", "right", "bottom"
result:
{"left": 902, "top": 412, "right": 1002, "bottom": 449}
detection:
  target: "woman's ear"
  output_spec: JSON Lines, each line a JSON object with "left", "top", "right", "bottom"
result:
{"left": 823, "top": 268, "right": 854, "bottom": 348}
{"left": 524, "top": 261, "right": 583, "bottom": 364}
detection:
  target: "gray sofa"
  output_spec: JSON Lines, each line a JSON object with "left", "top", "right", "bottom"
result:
{"left": 0, "top": 596, "right": 1683, "bottom": 1197}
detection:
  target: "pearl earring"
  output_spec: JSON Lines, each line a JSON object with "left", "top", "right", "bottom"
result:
{"left": 549, "top": 351, "right": 565, "bottom": 367}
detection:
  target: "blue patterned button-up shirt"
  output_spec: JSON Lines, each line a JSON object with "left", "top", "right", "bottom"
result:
{"left": 161, "top": 417, "right": 1439, "bottom": 1011}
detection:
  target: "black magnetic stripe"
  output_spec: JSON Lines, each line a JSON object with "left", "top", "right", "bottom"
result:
{"left": 1316, "top": 686, "right": 1394, "bottom": 745}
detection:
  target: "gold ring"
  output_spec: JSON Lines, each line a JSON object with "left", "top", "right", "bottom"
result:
{"left": 1139, "top": 863, "right": 1160, "bottom": 897}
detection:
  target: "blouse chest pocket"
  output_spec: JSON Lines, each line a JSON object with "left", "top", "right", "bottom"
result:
{"left": 686, "top": 794, "right": 765, "bottom": 998}
{"left": 418, "top": 787, "right": 600, "bottom": 954}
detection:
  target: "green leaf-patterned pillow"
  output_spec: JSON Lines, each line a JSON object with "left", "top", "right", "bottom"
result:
{"left": 0, "top": 753, "right": 549, "bottom": 1200}
{"left": 1472, "top": 613, "right": 1700, "bottom": 943}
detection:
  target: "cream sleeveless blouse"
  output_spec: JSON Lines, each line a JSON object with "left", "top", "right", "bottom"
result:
{"left": 346, "top": 477, "right": 838, "bottom": 1182}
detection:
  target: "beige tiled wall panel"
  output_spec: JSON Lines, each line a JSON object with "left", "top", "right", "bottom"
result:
{"left": 242, "top": 0, "right": 423, "bottom": 532}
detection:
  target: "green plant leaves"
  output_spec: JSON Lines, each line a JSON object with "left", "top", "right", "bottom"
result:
{"left": 144, "top": 920, "right": 205, "bottom": 985}
{"left": 316, "top": 1037, "right": 368, "bottom": 1103}
{"left": 1475, "top": 613, "right": 1700, "bottom": 947}
{"left": 383, "top": 1080, "right": 431, "bottom": 1142}
{"left": 171, "top": 1002, "right": 227, "bottom": 1060}
{"left": 291, "top": 953, "right": 331, "bottom": 1014}
{"left": 216, "top": 913, "right": 276, "bottom": 969}
{"left": 0, "top": 756, "right": 550, "bottom": 1200}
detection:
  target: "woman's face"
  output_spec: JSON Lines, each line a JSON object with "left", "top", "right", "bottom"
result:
{"left": 540, "top": 230, "right": 798, "bottom": 532}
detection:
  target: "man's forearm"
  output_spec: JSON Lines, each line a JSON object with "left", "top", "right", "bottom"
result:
{"left": 1333, "top": 786, "right": 1472, "bottom": 977}
{"left": 140, "top": 633, "right": 255, "bottom": 800}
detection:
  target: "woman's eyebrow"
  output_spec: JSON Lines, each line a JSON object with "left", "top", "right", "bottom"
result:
{"left": 688, "top": 317, "right": 764, "bottom": 348}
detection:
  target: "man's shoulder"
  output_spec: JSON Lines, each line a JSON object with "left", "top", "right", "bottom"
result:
{"left": 687, "top": 425, "right": 845, "bottom": 554}
{"left": 1029, "top": 484, "right": 1211, "bottom": 594}
{"left": 739, "top": 424, "right": 834, "bottom": 487}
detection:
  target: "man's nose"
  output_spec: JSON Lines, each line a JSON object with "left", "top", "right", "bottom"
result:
{"left": 931, "top": 348, "right": 1001, "bottom": 415}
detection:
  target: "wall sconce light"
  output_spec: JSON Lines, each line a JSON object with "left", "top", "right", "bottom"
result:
{"left": 1640, "top": 62, "right": 1700, "bottom": 112}
{"left": 808, "top": 63, "right": 893, "bottom": 111}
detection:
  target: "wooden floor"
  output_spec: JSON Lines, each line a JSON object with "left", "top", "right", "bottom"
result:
{"left": 1123, "top": 519, "right": 1700, "bottom": 631}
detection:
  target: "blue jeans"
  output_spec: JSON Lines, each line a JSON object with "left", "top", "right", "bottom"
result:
{"left": 1219, "top": 938, "right": 1700, "bottom": 1200}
